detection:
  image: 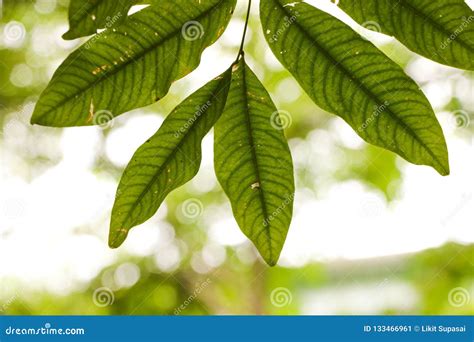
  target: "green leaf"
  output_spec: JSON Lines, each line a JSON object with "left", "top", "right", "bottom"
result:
{"left": 31, "top": 0, "right": 236, "bottom": 127}
{"left": 338, "top": 0, "right": 474, "bottom": 71}
{"left": 63, "top": 0, "right": 136, "bottom": 40}
{"left": 109, "top": 69, "right": 232, "bottom": 248}
{"left": 214, "top": 57, "right": 295, "bottom": 266}
{"left": 261, "top": 0, "right": 450, "bottom": 175}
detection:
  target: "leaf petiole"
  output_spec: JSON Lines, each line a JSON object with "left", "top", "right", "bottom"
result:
{"left": 235, "top": 0, "right": 252, "bottom": 62}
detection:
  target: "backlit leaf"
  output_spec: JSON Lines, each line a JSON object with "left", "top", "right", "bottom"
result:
{"left": 214, "top": 57, "right": 295, "bottom": 266}
{"left": 338, "top": 0, "right": 474, "bottom": 71}
{"left": 261, "top": 0, "right": 449, "bottom": 175}
{"left": 109, "top": 69, "right": 232, "bottom": 248}
{"left": 63, "top": 0, "right": 135, "bottom": 40}
{"left": 31, "top": 0, "right": 236, "bottom": 127}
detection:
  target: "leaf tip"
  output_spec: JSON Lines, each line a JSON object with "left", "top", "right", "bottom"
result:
{"left": 431, "top": 149, "right": 450, "bottom": 176}
{"left": 30, "top": 114, "right": 41, "bottom": 126}
{"left": 260, "top": 248, "right": 282, "bottom": 267}
{"left": 436, "top": 163, "right": 450, "bottom": 177}
{"left": 265, "top": 258, "right": 278, "bottom": 267}
{"left": 30, "top": 106, "right": 46, "bottom": 126}
{"left": 108, "top": 228, "right": 128, "bottom": 249}
{"left": 61, "top": 30, "right": 76, "bottom": 41}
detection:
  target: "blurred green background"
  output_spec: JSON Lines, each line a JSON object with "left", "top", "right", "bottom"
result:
{"left": 0, "top": 0, "right": 473, "bottom": 315}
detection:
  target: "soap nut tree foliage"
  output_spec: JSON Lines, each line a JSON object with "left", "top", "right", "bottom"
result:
{"left": 31, "top": 0, "right": 473, "bottom": 266}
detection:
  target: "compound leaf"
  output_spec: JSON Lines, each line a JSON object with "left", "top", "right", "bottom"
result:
{"left": 214, "top": 57, "right": 295, "bottom": 266}
{"left": 261, "top": 0, "right": 449, "bottom": 175}
{"left": 31, "top": 0, "right": 236, "bottom": 127}
{"left": 109, "top": 69, "right": 232, "bottom": 248}
{"left": 338, "top": 0, "right": 474, "bottom": 71}
{"left": 63, "top": 0, "right": 136, "bottom": 40}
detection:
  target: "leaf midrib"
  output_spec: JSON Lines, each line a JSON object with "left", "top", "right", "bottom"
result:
{"left": 37, "top": 0, "right": 226, "bottom": 122}
{"left": 274, "top": 0, "right": 447, "bottom": 173}
{"left": 240, "top": 62, "right": 273, "bottom": 261}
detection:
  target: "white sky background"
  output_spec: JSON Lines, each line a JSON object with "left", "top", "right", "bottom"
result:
{"left": 0, "top": 0, "right": 473, "bottom": 292}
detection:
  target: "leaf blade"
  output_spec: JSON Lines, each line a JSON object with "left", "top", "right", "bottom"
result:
{"left": 261, "top": 0, "right": 449, "bottom": 175}
{"left": 338, "top": 0, "right": 474, "bottom": 71}
{"left": 109, "top": 69, "right": 232, "bottom": 248}
{"left": 32, "top": 0, "right": 236, "bottom": 127}
{"left": 63, "top": 0, "right": 135, "bottom": 40}
{"left": 214, "top": 58, "right": 295, "bottom": 266}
